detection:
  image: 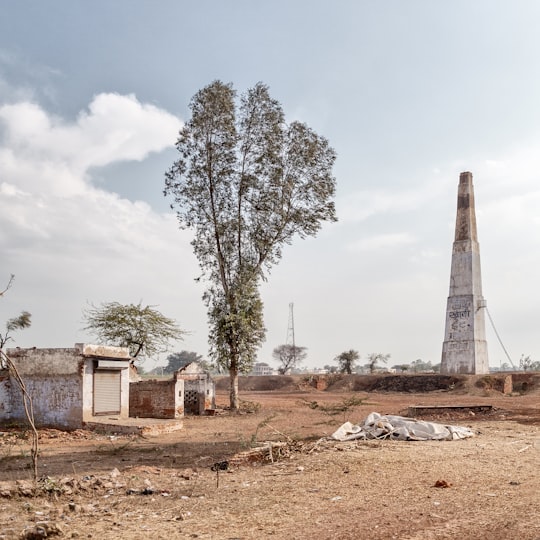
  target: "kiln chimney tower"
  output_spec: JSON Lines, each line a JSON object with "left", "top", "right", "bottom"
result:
{"left": 441, "top": 172, "right": 489, "bottom": 374}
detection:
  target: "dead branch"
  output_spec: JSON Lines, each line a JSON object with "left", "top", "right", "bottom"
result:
{"left": 0, "top": 349, "right": 39, "bottom": 481}
{"left": 0, "top": 274, "right": 15, "bottom": 297}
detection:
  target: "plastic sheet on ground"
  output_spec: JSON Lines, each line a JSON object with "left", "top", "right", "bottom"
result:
{"left": 331, "top": 412, "right": 475, "bottom": 441}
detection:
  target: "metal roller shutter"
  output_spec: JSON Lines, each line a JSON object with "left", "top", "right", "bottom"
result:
{"left": 93, "top": 370, "right": 121, "bottom": 415}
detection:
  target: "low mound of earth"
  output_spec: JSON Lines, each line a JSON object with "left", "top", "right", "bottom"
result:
{"left": 215, "top": 374, "right": 299, "bottom": 392}
{"left": 216, "top": 372, "right": 540, "bottom": 395}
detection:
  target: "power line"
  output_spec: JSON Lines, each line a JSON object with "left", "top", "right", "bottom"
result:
{"left": 484, "top": 306, "right": 515, "bottom": 369}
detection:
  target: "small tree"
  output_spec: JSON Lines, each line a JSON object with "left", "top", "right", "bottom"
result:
{"left": 409, "top": 359, "right": 433, "bottom": 373}
{"left": 393, "top": 364, "right": 409, "bottom": 373}
{"left": 0, "top": 275, "right": 32, "bottom": 365}
{"left": 519, "top": 354, "right": 540, "bottom": 372}
{"left": 0, "top": 275, "right": 38, "bottom": 481}
{"left": 0, "top": 311, "right": 32, "bottom": 355}
{"left": 164, "top": 350, "right": 209, "bottom": 373}
{"left": 273, "top": 344, "right": 308, "bottom": 375}
{"left": 366, "top": 353, "right": 391, "bottom": 374}
{"left": 83, "top": 301, "right": 186, "bottom": 360}
{"left": 0, "top": 274, "right": 32, "bottom": 368}
{"left": 335, "top": 349, "right": 360, "bottom": 374}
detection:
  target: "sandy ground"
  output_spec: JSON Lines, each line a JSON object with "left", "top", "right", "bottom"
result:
{"left": 0, "top": 383, "right": 539, "bottom": 539}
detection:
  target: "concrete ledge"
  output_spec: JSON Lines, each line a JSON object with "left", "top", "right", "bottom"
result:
{"left": 408, "top": 404, "right": 493, "bottom": 416}
{"left": 85, "top": 417, "right": 183, "bottom": 436}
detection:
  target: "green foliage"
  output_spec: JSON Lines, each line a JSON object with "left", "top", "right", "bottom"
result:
{"left": 164, "top": 350, "right": 209, "bottom": 373}
{"left": 392, "top": 364, "right": 409, "bottom": 372}
{"left": 410, "top": 359, "right": 433, "bottom": 373}
{"left": 1, "top": 275, "right": 32, "bottom": 369}
{"left": 1, "top": 274, "right": 32, "bottom": 352}
{"left": 335, "top": 349, "right": 360, "bottom": 374}
{"left": 1, "top": 311, "right": 32, "bottom": 350}
{"left": 273, "top": 344, "right": 308, "bottom": 374}
{"left": 301, "top": 396, "right": 367, "bottom": 418}
{"left": 239, "top": 399, "right": 262, "bottom": 414}
{"left": 250, "top": 413, "right": 277, "bottom": 445}
{"left": 165, "top": 80, "right": 337, "bottom": 408}
{"left": 6, "top": 311, "right": 32, "bottom": 333}
{"left": 0, "top": 274, "right": 38, "bottom": 480}
{"left": 519, "top": 354, "right": 540, "bottom": 371}
{"left": 366, "top": 353, "right": 391, "bottom": 374}
{"left": 207, "top": 281, "right": 266, "bottom": 375}
{"left": 82, "top": 301, "right": 185, "bottom": 359}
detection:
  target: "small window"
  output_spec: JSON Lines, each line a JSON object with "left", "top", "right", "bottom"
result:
{"left": 178, "top": 390, "right": 182, "bottom": 397}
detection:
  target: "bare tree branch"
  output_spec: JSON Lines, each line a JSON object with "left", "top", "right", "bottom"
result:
{"left": 0, "top": 349, "right": 39, "bottom": 482}
{"left": 0, "top": 274, "right": 15, "bottom": 297}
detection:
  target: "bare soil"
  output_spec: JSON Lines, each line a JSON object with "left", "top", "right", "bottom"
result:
{"left": 1, "top": 374, "right": 539, "bottom": 539}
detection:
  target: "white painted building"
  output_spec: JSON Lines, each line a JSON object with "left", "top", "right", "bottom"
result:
{"left": 0, "top": 343, "right": 131, "bottom": 429}
{"left": 250, "top": 362, "right": 276, "bottom": 376}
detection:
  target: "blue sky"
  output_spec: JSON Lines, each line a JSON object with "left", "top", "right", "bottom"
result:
{"left": 1, "top": 1, "right": 539, "bottom": 370}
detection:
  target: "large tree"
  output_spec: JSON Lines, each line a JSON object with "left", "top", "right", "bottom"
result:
{"left": 273, "top": 344, "right": 308, "bottom": 375}
{"left": 335, "top": 349, "right": 360, "bottom": 374}
{"left": 83, "top": 301, "right": 185, "bottom": 360}
{"left": 164, "top": 350, "right": 209, "bottom": 373}
{"left": 165, "top": 81, "right": 337, "bottom": 409}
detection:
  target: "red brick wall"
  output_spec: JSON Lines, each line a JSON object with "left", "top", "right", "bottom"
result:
{"left": 129, "top": 379, "right": 184, "bottom": 419}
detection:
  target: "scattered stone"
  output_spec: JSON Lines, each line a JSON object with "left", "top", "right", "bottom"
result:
{"left": 16, "top": 480, "right": 35, "bottom": 497}
{"left": 434, "top": 479, "right": 452, "bottom": 488}
{"left": 0, "top": 481, "right": 13, "bottom": 497}
{"left": 67, "top": 502, "right": 81, "bottom": 513}
{"left": 20, "top": 522, "right": 63, "bottom": 539}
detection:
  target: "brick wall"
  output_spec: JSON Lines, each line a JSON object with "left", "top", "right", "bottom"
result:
{"left": 129, "top": 379, "right": 184, "bottom": 419}
{"left": 177, "top": 362, "right": 216, "bottom": 413}
{"left": 0, "top": 372, "right": 11, "bottom": 419}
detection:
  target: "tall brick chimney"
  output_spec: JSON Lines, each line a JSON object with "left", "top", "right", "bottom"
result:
{"left": 441, "top": 172, "right": 489, "bottom": 374}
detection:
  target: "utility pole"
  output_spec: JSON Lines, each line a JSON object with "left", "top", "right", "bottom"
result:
{"left": 286, "top": 302, "right": 296, "bottom": 366}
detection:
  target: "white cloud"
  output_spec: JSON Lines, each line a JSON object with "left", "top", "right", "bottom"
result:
{"left": 0, "top": 94, "right": 184, "bottom": 255}
{"left": 0, "top": 94, "right": 206, "bottom": 354}
{"left": 0, "top": 93, "right": 181, "bottom": 196}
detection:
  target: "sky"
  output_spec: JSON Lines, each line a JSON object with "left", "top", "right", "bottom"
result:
{"left": 1, "top": 1, "right": 539, "bottom": 371}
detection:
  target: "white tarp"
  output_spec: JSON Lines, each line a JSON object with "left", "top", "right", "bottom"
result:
{"left": 331, "top": 412, "right": 475, "bottom": 442}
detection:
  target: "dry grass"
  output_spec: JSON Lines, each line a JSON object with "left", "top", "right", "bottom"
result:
{"left": 1, "top": 385, "right": 539, "bottom": 539}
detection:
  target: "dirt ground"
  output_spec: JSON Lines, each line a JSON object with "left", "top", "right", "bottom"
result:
{"left": 1, "top": 375, "right": 539, "bottom": 539}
